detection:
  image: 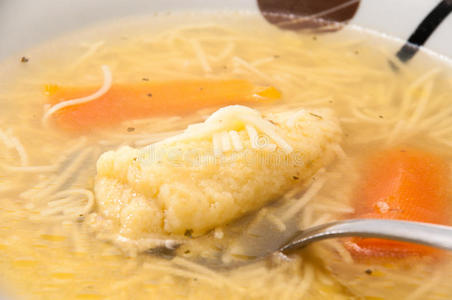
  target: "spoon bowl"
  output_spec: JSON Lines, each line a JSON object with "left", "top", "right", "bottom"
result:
{"left": 187, "top": 218, "right": 452, "bottom": 270}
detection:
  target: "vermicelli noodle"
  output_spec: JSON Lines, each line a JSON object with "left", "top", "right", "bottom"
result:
{"left": 0, "top": 13, "right": 451, "bottom": 300}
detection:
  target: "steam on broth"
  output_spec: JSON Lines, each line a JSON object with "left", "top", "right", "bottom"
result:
{"left": 0, "top": 13, "right": 451, "bottom": 300}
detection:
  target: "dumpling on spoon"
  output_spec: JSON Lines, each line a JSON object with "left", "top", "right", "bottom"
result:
{"left": 88, "top": 105, "right": 342, "bottom": 251}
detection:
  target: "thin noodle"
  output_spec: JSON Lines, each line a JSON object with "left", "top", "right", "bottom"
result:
{"left": 171, "top": 257, "right": 245, "bottom": 292}
{"left": 232, "top": 56, "right": 273, "bottom": 82}
{"left": 408, "top": 270, "right": 442, "bottom": 300}
{"left": 282, "top": 171, "right": 326, "bottom": 221}
{"left": 0, "top": 129, "right": 29, "bottom": 166}
{"left": 296, "top": 263, "right": 315, "bottom": 298}
{"left": 142, "top": 263, "right": 223, "bottom": 288}
{"left": 28, "top": 147, "right": 93, "bottom": 201}
{"left": 70, "top": 41, "right": 105, "bottom": 69}
{"left": 190, "top": 39, "right": 212, "bottom": 73}
{"left": 4, "top": 164, "right": 57, "bottom": 173}
{"left": 32, "top": 188, "right": 94, "bottom": 222}
{"left": 42, "top": 65, "right": 112, "bottom": 125}
{"left": 266, "top": 213, "right": 287, "bottom": 232}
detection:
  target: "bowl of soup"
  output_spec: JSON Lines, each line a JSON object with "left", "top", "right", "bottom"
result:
{"left": 1, "top": 0, "right": 452, "bottom": 299}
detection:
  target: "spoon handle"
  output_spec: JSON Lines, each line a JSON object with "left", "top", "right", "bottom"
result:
{"left": 280, "top": 219, "right": 452, "bottom": 253}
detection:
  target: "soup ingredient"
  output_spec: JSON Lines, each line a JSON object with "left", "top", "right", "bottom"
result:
{"left": 44, "top": 69, "right": 281, "bottom": 132}
{"left": 4, "top": 17, "right": 452, "bottom": 300}
{"left": 89, "top": 105, "right": 341, "bottom": 251}
{"left": 346, "top": 148, "right": 451, "bottom": 257}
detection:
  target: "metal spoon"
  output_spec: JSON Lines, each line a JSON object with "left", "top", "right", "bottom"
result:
{"left": 192, "top": 218, "right": 452, "bottom": 270}
{"left": 280, "top": 218, "right": 452, "bottom": 253}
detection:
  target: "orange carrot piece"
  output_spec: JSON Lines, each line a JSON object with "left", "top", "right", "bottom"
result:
{"left": 346, "top": 148, "right": 451, "bottom": 258}
{"left": 45, "top": 79, "right": 281, "bottom": 132}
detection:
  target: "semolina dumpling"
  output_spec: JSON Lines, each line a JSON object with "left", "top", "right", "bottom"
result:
{"left": 91, "top": 105, "right": 342, "bottom": 242}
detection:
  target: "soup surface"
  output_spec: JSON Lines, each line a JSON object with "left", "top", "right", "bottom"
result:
{"left": 0, "top": 12, "right": 452, "bottom": 300}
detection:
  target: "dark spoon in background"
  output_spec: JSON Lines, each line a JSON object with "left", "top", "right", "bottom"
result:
{"left": 257, "top": 0, "right": 452, "bottom": 67}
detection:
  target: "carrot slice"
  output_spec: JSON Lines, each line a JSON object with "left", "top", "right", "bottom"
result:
{"left": 346, "top": 148, "right": 451, "bottom": 258}
{"left": 45, "top": 79, "right": 281, "bottom": 132}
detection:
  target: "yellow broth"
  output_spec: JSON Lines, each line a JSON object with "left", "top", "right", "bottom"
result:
{"left": 0, "top": 13, "right": 451, "bottom": 300}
